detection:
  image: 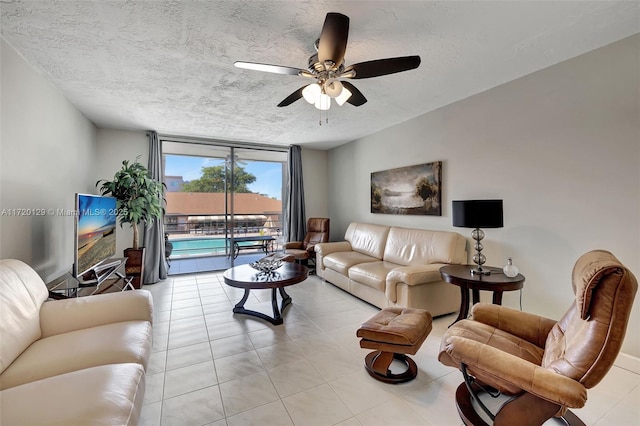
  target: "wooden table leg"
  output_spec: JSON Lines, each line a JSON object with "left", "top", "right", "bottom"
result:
{"left": 451, "top": 286, "right": 470, "bottom": 326}
{"left": 472, "top": 289, "right": 480, "bottom": 305}
{"left": 279, "top": 287, "right": 292, "bottom": 312}
{"left": 233, "top": 288, "right": 250, "bottom": 311}
{"left": 492, "top": 291, "right": 504, "bottom": 305}
{"left": 233, "top": 288, "right": 285, "bottom": 325}
{"left": 270, "top": 288, "right": 282, "bottom": 323}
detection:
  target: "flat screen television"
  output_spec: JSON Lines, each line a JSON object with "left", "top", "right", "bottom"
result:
{"left": 74, "top": 193, "right": 118, "bottom": 278}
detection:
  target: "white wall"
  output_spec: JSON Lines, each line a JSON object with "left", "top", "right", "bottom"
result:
{"left": 0, "top": 39, "right": 97, "bottom": 281}
{"left": 301, "top": 148, "right": 329, "bottom": 219}
{"left": 327, "top": 35, "right": 640, "bottom": 358}
{"left": 94, "top": 128, "right": 148, "bottom": 256}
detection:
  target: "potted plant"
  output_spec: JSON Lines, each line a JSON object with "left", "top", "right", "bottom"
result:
{"left": 97, "top": 158, "right": 164, "bottom": 288}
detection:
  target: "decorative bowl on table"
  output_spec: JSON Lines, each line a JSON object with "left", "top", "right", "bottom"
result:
{"left": 249, "top": 259, "right": 283, "bottom": 274}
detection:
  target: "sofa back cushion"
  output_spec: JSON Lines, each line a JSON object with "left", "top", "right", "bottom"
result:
{"left": 0, "top": 259, "right": 49, "bottom": 374}
{"left": 383, "top": 227, "right": 467, "bottom": 266}
{"left": 344, "top": 223, "right": 390, "bottom": 260}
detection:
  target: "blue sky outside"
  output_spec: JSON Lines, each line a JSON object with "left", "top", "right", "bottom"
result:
{"left": 164, "top": 155, "right": 283, "bottom": 199}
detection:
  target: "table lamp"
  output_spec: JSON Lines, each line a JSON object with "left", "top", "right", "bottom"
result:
{"left": 452, "top": 200, "right": 503, "bottom": 275}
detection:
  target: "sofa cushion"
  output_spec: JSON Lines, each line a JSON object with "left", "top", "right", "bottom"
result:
{"left": 344, "top": 222, "right": 390, "bottom": 259}
{"left": 0, "top": 320, "right": 152, "bottom": 390}
{"left": 0, "top": 260, "right": 49, "bottom": 375}
{"left": 383, "top": 227, "right": 467, "bottom": 266}
{"left": 349, "top": 261, "right": 400, "bottom": 291}
{"left": 323, "top": 251, "right": 379, "bottom": 275}
{"left": 0, "top": 363, "right": 145, "bottom": 426}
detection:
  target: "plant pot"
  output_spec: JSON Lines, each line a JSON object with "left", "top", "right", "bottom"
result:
{"left": 124, "top": 247, "right": 146, "bottom": 289}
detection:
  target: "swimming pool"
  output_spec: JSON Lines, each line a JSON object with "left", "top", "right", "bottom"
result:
{"left": 170, "top": 238, "right": 229, "bottom": 257}
{"left": 169, "top": 237, "right": 275, "bottom": 257}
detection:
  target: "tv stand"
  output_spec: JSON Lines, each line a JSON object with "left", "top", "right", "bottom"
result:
{"left": 48, "top": 257, "right": 134, "bottom": 299}
{"left": 79, "top": 258, "right": 125, "bottom": 286}
{"left": 94, "top": 259, "right": 123, "bottom": 273}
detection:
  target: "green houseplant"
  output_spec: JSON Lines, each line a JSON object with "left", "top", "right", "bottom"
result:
{"left": 96, "top": 158, "right": 164, "bottom": 288}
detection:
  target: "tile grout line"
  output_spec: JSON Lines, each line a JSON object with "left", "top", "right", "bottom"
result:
{"left": 197, "top": 273, "right": 229, "bottom": 423}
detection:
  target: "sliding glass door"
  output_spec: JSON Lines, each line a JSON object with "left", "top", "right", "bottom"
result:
{"left": 162, "top": 141, "right": 286, "bottom": 274}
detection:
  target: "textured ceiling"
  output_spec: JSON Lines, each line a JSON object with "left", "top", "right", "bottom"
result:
{"left": 1, "top": 1, "right": 639, "bottom": 149}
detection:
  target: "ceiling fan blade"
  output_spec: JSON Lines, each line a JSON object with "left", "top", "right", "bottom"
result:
{"left": 317, "top": 12, "right": 349, "bottom": 66}
{"left": 344, "top": 56, "right": 421, "bottom": 79}
{"left": 277, "top": 86, "right": 306, "bottom": 107}
{"left": 234, "top": 61, "right": 306, "bottom": 76}
{"left": 340, "top": 81, "right": 367, "bottom": 106}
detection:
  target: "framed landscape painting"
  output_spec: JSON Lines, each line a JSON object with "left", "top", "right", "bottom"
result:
{"left": 371, "top": 161, "right": 442, "bottom": 215}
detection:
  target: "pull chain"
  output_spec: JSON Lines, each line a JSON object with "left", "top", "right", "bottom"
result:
{"left": 318, "top": 107, "right": 330, "bottom": 126}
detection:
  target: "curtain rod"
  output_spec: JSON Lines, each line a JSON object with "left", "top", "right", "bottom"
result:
{"left": 157, "top": 133, "right": 289, "bottom": 153}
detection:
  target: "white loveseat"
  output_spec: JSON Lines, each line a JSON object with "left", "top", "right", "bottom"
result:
{"left": 0, "top": 259, "right": 153, "bottom": 425}
{"left": 315, "top": 222, "right": 467, "bottom": 316}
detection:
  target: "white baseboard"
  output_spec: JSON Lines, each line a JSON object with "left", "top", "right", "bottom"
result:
{"left": 615, "top": 352, "right": 640, "bottom": 374}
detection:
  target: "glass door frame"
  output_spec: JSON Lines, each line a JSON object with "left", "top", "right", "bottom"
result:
{"left": 161, "top": 137, "right": 287, "bottom": 270}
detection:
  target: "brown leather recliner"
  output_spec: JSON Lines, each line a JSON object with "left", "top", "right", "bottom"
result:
{"left": 438, "top": 250, "right": 637, "bottom": 426}
{"left": 283, "top": 218, "right": 330, "bottom": 263}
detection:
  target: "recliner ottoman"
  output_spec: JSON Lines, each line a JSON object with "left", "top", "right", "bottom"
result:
{"left": 357, "top": 307, "right": 432, "bottom": 383}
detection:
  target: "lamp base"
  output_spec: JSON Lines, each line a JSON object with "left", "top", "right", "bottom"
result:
{"left": 469, "top": 228, "right": 491, "bottom": 276}
{"left": 470, "top": 267, "right": 492, "bottom": 276}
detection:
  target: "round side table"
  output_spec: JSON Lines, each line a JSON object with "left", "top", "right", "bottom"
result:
{"left": 439, "top": 264, "right": 525, "bottom": 325}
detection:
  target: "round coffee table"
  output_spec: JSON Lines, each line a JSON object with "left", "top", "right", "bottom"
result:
{"left": 439, "top": 264, "right": 525, "bottom": 325}
{"left": 223, "top": 263, "right": 308, "bottom": 325}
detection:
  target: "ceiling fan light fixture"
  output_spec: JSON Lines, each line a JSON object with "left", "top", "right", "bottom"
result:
{"left": 302, "top": 83, "right": 321, "bottom": 104}
{"left": 335, "top": 86, "right": 352, "bottom": 106}
{"left": 236, "top": 13, "right": 420, "bottom": 114}
{"left": 315, "top": 93, "right": 331, "bottom": 110}
{"left": 324, "top": 79, "right": 343, "bottom": 98}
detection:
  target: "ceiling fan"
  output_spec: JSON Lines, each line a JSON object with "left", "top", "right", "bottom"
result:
{"left": 234, "top": 12, "right": 421, "bottom": 111}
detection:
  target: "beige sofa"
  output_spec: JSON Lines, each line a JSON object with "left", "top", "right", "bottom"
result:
{"left": 315, "top": 222, "right": 467, "bottom": 317}
{"left": 0, "top": 259, "right": 153, "bottom": 425}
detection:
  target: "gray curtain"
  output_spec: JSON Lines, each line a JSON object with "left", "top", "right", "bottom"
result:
{"left": 143, "top": 131, "right": 168, "bottom": 284}
{"left": 285, "top": 145, "right": 306, "bottom": 242}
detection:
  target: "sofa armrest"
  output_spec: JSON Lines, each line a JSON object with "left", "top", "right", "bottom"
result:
{"left": 314, "top": 241, "right": 352, "bottom": 256}
{"left": 440, "top": 335, "right": 587, "bottom": 408}
{"left": 314, "top": 241, "right": 353, "bottom": 273}
{"left": 40, "top": 290, "right": 153, "bottom": 338}
{"left": 385, "top": 264, "right": 444, "bottom": 303}
{"left": 470, "top": 303, "right": 557, "bottom": 348}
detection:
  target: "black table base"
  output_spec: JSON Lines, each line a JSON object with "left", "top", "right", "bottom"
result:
{"left": 232, "top": 287, "right": 292, "bottom": 325}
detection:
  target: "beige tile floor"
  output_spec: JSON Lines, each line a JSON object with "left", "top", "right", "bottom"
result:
{"left": 139, "top": 272, "right": 640, "bottom": 426}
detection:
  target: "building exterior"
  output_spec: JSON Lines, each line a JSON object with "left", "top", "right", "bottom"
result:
{"left": 165, "top": 192, "right": 282, "bottom": 236}
{"left": 164, "top": 175, "right": 185, "bottom": 192}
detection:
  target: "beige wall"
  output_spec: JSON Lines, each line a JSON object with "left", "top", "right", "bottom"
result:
{"left": 327, "top": 35, "right": 640, "bottom": 359}
{"left": 0, "top": 39, "right": 97, "bottom": 281}
{"left": 94, "top": 128, "right": 149, "bottom": 256}
{"left": 301, "top": 148, "right": 329, "bottom": 219}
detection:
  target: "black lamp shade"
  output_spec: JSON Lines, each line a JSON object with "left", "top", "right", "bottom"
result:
{"left": 452, "top": 200, "right": 503, "bottom": 229}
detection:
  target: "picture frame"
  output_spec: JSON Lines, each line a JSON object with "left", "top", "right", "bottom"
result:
{"left": 371, "top": 161, "right": 442, "bottom": 216}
